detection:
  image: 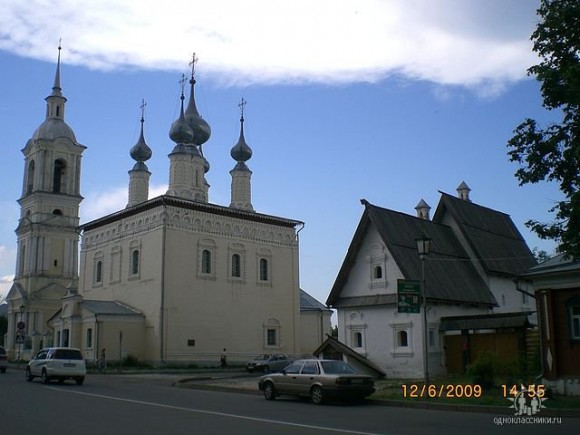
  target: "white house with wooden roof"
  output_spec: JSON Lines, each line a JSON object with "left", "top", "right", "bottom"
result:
{"left": 325, "top": 184, "right": 537, "bottom": 379}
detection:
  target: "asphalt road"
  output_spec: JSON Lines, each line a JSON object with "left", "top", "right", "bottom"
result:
{"left": 1, "top": 369, "right": 577, "bottom": 435}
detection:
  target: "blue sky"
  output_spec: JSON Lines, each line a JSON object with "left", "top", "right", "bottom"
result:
{"left": 0, "top": 0, "right": 562, "bottom": 306}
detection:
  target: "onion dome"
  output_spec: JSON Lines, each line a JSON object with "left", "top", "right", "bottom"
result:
{"left": 230, "top": 100, "right": 252, "bottom": 163}
{"left": 130, "top": 110, "right": 152, "bottom": 163}
{"left": 184, "top": 56, "right": 211, "bottom": 145}
{"left": 203, "top": 156, "right": 210, "bottom": 173}
{"left": 169, "top": 89, "right": 194, "bottom": 145}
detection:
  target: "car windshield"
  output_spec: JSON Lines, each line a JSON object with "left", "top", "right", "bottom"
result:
{"left": 53, "top": 349, "right": 83, "bottom": 360}
{"left": 254, "top": 354, "right": 270, "bottom": 361}
{"left": 320, "top": 361, "right": 356, "bottom": 374}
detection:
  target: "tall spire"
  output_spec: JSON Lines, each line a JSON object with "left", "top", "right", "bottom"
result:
{"left": 51, "top": 40, "right": 63, "bottom": 97}
{"left": 32, "top": 43, "right": 75, "bottom": 141}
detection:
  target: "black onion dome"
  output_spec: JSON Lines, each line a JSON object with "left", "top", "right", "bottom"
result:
{"left": 130, "top": 119, "right": 152, "bottom": 162}
{"left": 184, "top": 77, "right": 211, "bottom": 145}
{"left": 169, "top": 94, "right": 194, "bottom": 144}
{"left": 230, "top": 115, "right": 252, "bottom": 163}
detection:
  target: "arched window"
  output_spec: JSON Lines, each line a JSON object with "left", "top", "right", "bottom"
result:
{"left": 259, "top": 258, "right": 269, "bottom": 281}
{"left": 354, "top": 331, "right": 363, "bottom": 348}
{"left": 53, "top": 159, "right": 66, "bottom": 193}
{"left": 131, "top": 249, "right": 140, "bottom": 275}
{"left": 201, "top": 250, "right": 211, "bottom": 274}
{"left": 95, "top": 260, "right": 103, "bottom": 283}
{"left": 27, "top": 160, "right": 35, "bottom": 193}
{"left": 19, "top": 244, "right": 26, "bottom": 276}
{"left": 397, "top": 330, "right": 408, "bottom": 347}
{"left": 231, "top": 254, "right": 241, "bottom": 278}
{"left": 374, "top": 265, "right": 382, "bottom": 279}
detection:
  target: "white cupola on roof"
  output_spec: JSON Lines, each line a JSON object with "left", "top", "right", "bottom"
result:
{"left": 415, "top": 199, "right": 431, "bottom": 220}
{"left": 457, "top": 181, "right": 471, "bottom": 202}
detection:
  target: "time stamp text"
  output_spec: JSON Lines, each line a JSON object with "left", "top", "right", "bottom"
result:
{"left": 401, "top": 384, "right": 546, "bottom": 399}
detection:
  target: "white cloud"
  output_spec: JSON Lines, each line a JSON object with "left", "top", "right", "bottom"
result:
{"left": 0, "top": 245, "right": 16, "bottom": 302}
{"left": 0, "top": 0, "right": 539, "bottom": 90}
{"left": 0, "top": 274, "right": 15, "bottom": 302}
{"left": 81, "top": 183, "right": 168, "bottom": 223}
{"left": 0, "top": 245, "right": 16, "bottom": 274}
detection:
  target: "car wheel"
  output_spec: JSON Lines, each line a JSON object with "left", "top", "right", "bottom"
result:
{"left": 263, "top": 381, "right": 276, "bottom": 400}
{"left": 75, "top": 376, "right": 85, "bottom": 386}
{"left": 263, "top": 365, "right": 269, "bottom": 373}
{"left": 310, "top": 385, "right": 324, "bottom": 405}
{"left": 41, "top": 369, "right": 50, "bottom": 384}
{"left": 25, "top": 368, "right": 33, "bottom": 382}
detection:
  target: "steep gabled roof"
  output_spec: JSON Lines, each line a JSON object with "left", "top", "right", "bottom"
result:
{"left": 313, "top": 335, "right": 386, "bottom": 377}
{"left": 81, "top": 300, "right": 143, "bottom": 316}
{"left": 433, "top": 192, "right": 536, "bottom": 277}
{"left": 300, "top": 289, "right": 332, "bottom": 312}
{"left": 327, "top": 200, "right": 496, "bottom": 307}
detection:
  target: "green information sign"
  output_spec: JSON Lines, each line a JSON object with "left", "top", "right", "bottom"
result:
{"left": 397, "top": 279, "right": 421, "bottom": 313}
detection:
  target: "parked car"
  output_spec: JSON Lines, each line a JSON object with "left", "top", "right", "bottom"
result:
{"left": 246, "top": 354, "right": 292, "bottom": 373}
{"left": 26, "top": 347, "right": 86, "bottom": 385}
{"left": 0, "top": 346, "right": 7, "bottom": 373}
{"left": 258, "top": 359, "right": 375, "bottom": 405}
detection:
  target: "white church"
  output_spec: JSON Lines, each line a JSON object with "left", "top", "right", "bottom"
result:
{"left": 4, "top": 49, "right": 331, "bottom": 365}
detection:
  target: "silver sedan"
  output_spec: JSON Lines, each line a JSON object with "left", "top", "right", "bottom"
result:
{"left": 258, "top": 359, "right": 375, "bottom": 405}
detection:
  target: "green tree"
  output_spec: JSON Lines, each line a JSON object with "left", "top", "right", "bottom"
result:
{"left": 532, "top": 247, "right": 551, "bottom": 263}
{"left": 507, "top": 0, "right": 580, "bottom": 257}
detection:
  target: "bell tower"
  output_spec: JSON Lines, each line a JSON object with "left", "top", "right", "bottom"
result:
{"left": 7, "top": 45, "right": 86, "bottom": 356}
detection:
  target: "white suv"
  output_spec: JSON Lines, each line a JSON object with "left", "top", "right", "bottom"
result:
{"left": 26, "top": 347, "right": 86, "bottom": 385}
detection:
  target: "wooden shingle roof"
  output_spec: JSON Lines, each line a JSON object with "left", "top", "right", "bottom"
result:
{"left": 327, "top": 200, "right": 497, "bottom": 307}
{"left": 433, "top": 193, "right": 536, "bottom": 277}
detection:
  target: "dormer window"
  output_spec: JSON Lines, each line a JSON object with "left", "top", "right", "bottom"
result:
{"left": 374, "top": 265, "right": 383, "bottom": 279}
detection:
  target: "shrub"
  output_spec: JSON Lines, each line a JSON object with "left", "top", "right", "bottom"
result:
{"left": 467, "top": 352, "right": 495, "bottom": 388}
